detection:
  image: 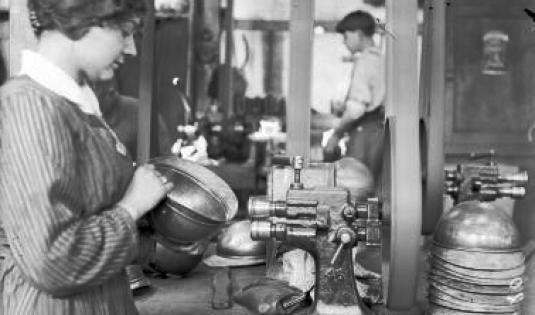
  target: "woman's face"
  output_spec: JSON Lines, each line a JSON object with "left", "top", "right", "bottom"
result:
{"left": 74, "top": 22, "right": 137, "bottom": 82}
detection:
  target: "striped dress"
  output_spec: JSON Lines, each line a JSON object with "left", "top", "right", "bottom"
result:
{"left": 0, "top": 76, "right": 140, "bottom": 314}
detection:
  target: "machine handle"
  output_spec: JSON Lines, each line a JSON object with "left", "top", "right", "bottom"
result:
{"left": 498, "top": 171, "right": 529, "bottom": 185}
{"left": 330, "top": 230, "right": 354, "bottom": 266}
{"left": 330, "top": 242, "right": 346, "bottom": 266}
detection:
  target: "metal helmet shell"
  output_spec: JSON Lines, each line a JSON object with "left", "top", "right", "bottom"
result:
{"left": 335, "top": 157, "right": 374, "bottom": 199}
{"left": 433, "top": 201, "right": 521, "bottom": 252}
{"left": 216, "top": 220, "right": 266, "bottom": 259}
{"left": 149, "top": 157, "right": 238, "bottom": 244}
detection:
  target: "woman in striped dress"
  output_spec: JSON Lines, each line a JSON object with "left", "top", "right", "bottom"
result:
{"left": 0, "top": 0, "right": 174, "bottom": 314}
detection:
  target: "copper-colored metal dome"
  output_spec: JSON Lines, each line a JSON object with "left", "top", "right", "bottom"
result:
{"left": 334, "top": 157, "right": 374, "bottom": 199}
{"left": 216, "top": 220, "right": 266, "bottom": 259}
{"left": 149, "top": 157, "right": 238, "bottom": 244}
{"left": 150, "top": 240, "right": 206, "bottom": 276}
{"left": 433, "top": 201, "right": 521, "bottom": 252}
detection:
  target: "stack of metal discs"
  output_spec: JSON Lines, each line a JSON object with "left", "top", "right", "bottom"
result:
{"left": 428, "top": 201, "right": 525, "bottom": 314}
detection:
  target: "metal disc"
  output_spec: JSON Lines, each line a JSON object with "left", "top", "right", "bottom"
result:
{"left": 380, "top": 117, "right": 422, "bottom": 310}
{"left": 428, "top": 304, "right": 521, "bottom": 315}
{"left": 430, "top": 245, "right": 525, "bottom": 270}
{"left": 428, "top": 273, "right": 524, "bottom": 295}
{"left": 429, "top": 268, "right": 524, "bottom": 287}
{"left": 429, "top": 256, "right": 525, "bottom": 280}
{"left": 429, "top": 282, "right": 524, "bottom": 306}
{"left": 429, "top": 287, "right": 522, "bottom": 313}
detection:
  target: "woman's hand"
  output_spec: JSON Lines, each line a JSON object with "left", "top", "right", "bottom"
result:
{"left": 118, "top": 164, "right": 174, "bottom": 221}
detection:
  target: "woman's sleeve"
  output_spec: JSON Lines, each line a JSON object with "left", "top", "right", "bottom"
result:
{"left": 0, "top": 91, "right": 139, "bottom": 296}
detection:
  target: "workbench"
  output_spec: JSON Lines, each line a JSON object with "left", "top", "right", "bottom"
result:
{"left": 135, "top": 263, "right": 265, "bottom": 315}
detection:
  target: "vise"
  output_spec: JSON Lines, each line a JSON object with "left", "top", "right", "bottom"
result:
{"left": 248, "top": 156, "right": 381, "bottom": 314}
{"left": 444, "top": 151, "right": 528, "bottom": 204}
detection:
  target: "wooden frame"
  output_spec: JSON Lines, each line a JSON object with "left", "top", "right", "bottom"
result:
{"left": 137, "top": 0, "right": 158, "bottom": 162}
{"left": 286, "top": 0, "right": 314, "bottom": 160}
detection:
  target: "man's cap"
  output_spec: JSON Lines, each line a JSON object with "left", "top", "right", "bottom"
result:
{"left": 335, "top": 10, "right": 376, "bottom": 36}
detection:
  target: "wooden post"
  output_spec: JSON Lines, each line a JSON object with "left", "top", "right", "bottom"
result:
{"left": 184, "top": 0, "right": 196, "bottom": 99}
{"left": 191, "top": 0, "right": 220, "bottom": 115}
{"left": 220, "top": 0, "right": 234, "bottom": 119}
{"left": 137, "top": 0, "right": 158, "bottom": 162}
{"left": 421, "top": 0, "right": 446, "bottom": 234}
{"left": 385, "top": 0, "right": 422, "bottom": 311}
{"left": 280, "top": 0, "right": 315, "bottom": 293}
{"left": 286, "top": 0, "right": 313, "bottom": 161}
{"left": 9, "top": 0, "right": 36, "bottom": 76}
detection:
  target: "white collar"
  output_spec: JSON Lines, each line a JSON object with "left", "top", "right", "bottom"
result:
{"left": 19, "top": 49, "right": 102, "bottom": 117}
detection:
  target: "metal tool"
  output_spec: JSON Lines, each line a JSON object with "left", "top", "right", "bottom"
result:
{"left": 211, "top": 267, "right": 233, "bottom": 309}
{"left": 248, "top": 155, "right": 395, "bottom": 314}
{"left": 444, "top": 151, "right": 528, "bottom": 204}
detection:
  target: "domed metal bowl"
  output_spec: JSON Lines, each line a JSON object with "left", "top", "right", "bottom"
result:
{"left": 217, "top": 220, "right": 266, "bottom": 259}
{"left": 150, "top": 240, "right": 207, "bottom": 276}
{"left": 334, "top": 157, "right": 374, "bottom": 199}
{"left": 149, "top": 157, "right": 238, "bottom": 244}
{"left": 433, "top": 201, "right": 521, "bottom": 252}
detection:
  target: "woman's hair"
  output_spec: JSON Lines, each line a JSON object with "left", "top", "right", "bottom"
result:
{"left": 28, "top": 0, "right": 146, "bottom": 40}
{"left": 335, "top": 10, "right": 376, "bottom": 37}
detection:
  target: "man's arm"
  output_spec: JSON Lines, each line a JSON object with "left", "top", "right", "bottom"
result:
{"left": 333, "top": 100, "right": 367, "bottom": 137}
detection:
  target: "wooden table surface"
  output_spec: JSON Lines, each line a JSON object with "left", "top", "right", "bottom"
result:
{"left": 135, "top": 264, "right": 266, "bottom": 315}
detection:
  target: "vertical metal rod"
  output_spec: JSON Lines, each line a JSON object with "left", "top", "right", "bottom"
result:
{"left": 137, "top": 0, "right": 156, "bottom": 162}
{"left": 287, "top": 0, "right": 314, "bottom": 163}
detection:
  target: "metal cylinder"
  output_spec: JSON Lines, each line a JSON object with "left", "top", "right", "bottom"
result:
{"left": 248, "top": 197, "right": 286, "bottom": 218}
{"left": 250, "top": 220, "right": 316, "bottom": 241}
{"left": 286, "top": 226, "right": 316, "bottom": 238}
{"left": 250, "top": 220, "right": 273, "bottom": 240}
{"left": 498, "top": 186, "right": 526, "bottom": 199}
{"left": 499, "top": 171, "right": 529, "bottom": 185}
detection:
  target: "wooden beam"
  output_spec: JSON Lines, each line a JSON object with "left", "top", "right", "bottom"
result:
{"left": 184, "top": 0, "right": 196, "bottom": 99}
{"left": 220, "top": 0, "right": 234, "bottom": 118}
{"left": 286, "top": 0, "right": 314, "bottom": 161}
{"left": 279, "top": 0, "right": 314, "bottom": 297}
{"left": 190, "top": 0, "right": 220, "bottom": 114}
{"left": 137, "top": 0, "right": 157, "bottom": 162}
{"left": 421, "top": 0, "right": 446, "bottom": 234}
{"left": 385, "top": 0, "right": 421, "bottom": 311}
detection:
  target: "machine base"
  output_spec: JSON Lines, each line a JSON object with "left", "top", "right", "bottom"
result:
{"left": 314, "top": 301, "right": 371, "bottom": 315}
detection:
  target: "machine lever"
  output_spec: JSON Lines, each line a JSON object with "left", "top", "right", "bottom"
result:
{"left": 330, "top": 242, "right": 345, "bottom": 266}
{"left": 330, "top": 230, "right": 354, "bottom": 266}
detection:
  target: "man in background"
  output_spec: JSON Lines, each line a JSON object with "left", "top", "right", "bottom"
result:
{"left": 324, "top": 10, "right": 386, "bottom": 309}
{"left": 324, "top": 10, "right": 385, "bottom": 189}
